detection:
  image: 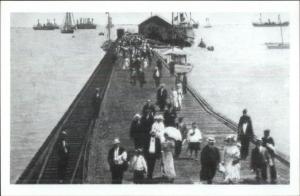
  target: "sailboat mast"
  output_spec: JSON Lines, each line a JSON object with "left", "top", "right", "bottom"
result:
{"left": 106, "top": 12, "right": 111, "bottom": 40}
{"left": 259, "top": 13, "right": 262, "bottom": 24}
{"left": 278, "top": 15, "right": 284, "bottom": 44}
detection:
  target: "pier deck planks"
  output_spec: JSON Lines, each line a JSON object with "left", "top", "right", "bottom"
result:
{"left": 87, "top": 52, "right": 289, "bottom": 184}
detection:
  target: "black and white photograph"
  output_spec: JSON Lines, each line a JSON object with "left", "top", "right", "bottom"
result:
{"left": 1, "top": 1, "right": 299, "bottom": 196}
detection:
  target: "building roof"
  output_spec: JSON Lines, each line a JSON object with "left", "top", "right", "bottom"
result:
{"left": 139, "top": 15, "right": 172, "bottom": 28}
{"left": 163, "top": 47, "right": 186, "bottom": 56}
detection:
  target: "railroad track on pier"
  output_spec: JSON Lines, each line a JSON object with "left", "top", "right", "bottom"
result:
{"left": 17, "top": 46, "right": 116, "bottom": 184}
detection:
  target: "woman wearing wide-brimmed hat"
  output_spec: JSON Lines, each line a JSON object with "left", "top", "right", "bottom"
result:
{"left": 223, "top": 135, "right": 241, "bottom": 184}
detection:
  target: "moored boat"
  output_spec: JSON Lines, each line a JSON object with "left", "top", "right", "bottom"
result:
{"left": 61, "top": 12, "right": 75, "bottom": 34}
{"left": 265, "top": 15, "right": 289, "bottom": 49}
{"left": 253, "top": 13, "right": 289, "bottom": 27}
{"left": 76, "top": 18, "right": 97, "bottom": 29}
{"left": 33, "top": 19, "right": 56, "bottom": 30}
{"left": 172, "top": 12, "right": 195, "bottom": 47}
{"left": 203, "top": 18, "right": 212, "bottom": 28}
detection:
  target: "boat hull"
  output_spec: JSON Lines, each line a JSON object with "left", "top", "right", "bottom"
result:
{"left": 252, "top": 21, "right": 289, "bottom": 27}
{"left": 61, "top": 29, "right": 74, "bottom": 34}
{"left": 265, "top": 42, "right": 290, "bottom": 49}
{"left": 76, "top": 24, "right": 96, "bottom": 29}
{"left": 33, "top": 26, "right": 55, "bottom": 30}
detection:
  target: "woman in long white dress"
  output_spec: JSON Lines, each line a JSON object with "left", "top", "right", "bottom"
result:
{"left": 223, "top": 135, "right": 241, "bottom": 183}
{"left": 171, "top": 87, "right": 179, "bottom": 110}
{"left": 142, "top": 57, "right": 148, "bottom": 69}
{"left": 176, "top": 83, "right": 183, "bottom": 111}
{"left": 161, "top": 133, "right": 176, "bottom": 183}
{"left": 123, "top": 57, "right": 130, "bottom": 70}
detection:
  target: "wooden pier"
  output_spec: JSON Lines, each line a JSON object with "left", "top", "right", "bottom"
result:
{"left": 86, "top": 49, "right": 290, "bottom": 184}
{"left": 17, "top": 44, "right": 289, "bottom": 184}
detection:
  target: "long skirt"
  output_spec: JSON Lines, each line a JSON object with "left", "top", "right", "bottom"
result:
{"left": 224, "top": 162, "right": 240, "bottom": 183}
{"left": 161, "top": 151, "right": 176, "bottom": 179}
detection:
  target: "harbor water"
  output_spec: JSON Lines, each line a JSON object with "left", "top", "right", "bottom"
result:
{"left": 11, "top": 27, "right": 108, "bottom": 182}
{"left": 11, "top": 15, "right": 289, "bottom": 182}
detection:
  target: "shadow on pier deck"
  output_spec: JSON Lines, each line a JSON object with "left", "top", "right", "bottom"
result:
{"left": 87, "top": 50, "right": 290, "bottom": 184}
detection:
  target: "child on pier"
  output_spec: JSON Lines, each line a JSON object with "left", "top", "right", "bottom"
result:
{"left": 130, "top": 148, "right": 148, "bottom": 184}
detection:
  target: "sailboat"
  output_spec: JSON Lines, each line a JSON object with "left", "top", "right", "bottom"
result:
{"left": 61, "top": 12, "right": 75, "bottom": 34}
{"left": 265, "top": 15, "right": 289, "bottom": 49}
{"left": 101, "top": 12, "right": 114, "bottom": 51}
{"left": 203, "top": 18, "right": 212, "bottom": 28}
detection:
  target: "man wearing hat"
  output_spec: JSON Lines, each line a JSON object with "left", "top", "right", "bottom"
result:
{"left": 200, "top": 137, "right": 220, "bottom": 184}
{"left": 107, "top": 138, "right": 128, "bottom": 184}
{"left": 130, "top": 114, "right": 143, "bottom": 149}
{"left": 57, "top": 130, "right": 69, "bottom": 183}
{"left": 156, "top": 84, "right": 168, "bottom": 111}
{"left": 144, "top": 131, "right": 162, "bottom": 180}
{"left": 93, "top": 88, "right": 101, "bottom": 119}
{"left": 261, "top": 129, "right": 277, "bottom": 184}
{"left": 237, "top": 109, "right": 254, "bottom": 159}
{"left": 142, "top": 99, "right": 156, "bottom": 117}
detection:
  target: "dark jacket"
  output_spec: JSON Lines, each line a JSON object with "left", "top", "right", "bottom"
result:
{"left": 156, "top": 88, "right": 168, "bottom": 103}
{"left": 164, "top": 109, "right": 177, "bottom": 127}
{"left": 200, "top": 145, "right": 220, "bottom": 180}
{"left": 138, "top": 70, "right": 146, "bottom": 83}
{"left": 251, "top": 147, "right": 267, "bottom": 170}
{"left": 238, "top": 114, "right": 254, "bottom": 139}
{"left": 130, "top": 120, "right": 143, "bottom": 140}
{"left": 142, "top": 103, "right": 156, "bottom": 116}
{"left": 108, "top": 147, "right": 127, "bottom": 171}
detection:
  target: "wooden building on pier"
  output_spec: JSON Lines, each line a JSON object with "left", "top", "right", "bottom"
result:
{"left": 138, "top": 15, "right": 173, "bottom": 44}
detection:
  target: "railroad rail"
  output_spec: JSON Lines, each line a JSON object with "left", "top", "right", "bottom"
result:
{"left": 154, "top": 51, "right": 290, "bottom": 167}
{"left": 16, "top": 44, "right": 116, "bottom": 184}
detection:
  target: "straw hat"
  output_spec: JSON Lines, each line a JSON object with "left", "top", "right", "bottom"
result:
{"left": 157, "top": 114, "right": 164, "bottom": 120}
{"left": 133, "top": 113, "right": 141, "bottom": 119}
{"left": 113, "top": 138, "right": 120, "bottom": 144}
{"left": 207, "top": 136, "right": 216, "bottom": 143}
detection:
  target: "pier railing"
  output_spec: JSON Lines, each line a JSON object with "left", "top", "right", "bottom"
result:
{"left": 17, "top": 44, "right": 116, "bottom": 184}
{"left": 153, "top": 51, "right": 290, "bottom": 167}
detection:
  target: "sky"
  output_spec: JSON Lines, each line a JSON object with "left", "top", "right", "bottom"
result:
{"left": 11, "top": 12, "right": 289, "bottom": 27}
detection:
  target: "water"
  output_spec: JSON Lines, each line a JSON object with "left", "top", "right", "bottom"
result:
{"left": 11, "top": 27, "right": 108, "bottom": 182}
{"left": 184, "top": 23, "right": 289, "bottom": 156}
{"left": 10, "top": 14, "right": 289, "bottom": 182}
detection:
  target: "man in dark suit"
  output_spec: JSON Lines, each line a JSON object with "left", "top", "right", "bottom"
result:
{"left": 200, "top": 137, "right": 220, "bottom": 184}
{"left": 142, "top": 99, "right": 156, "bottom": 117}
{"left": 156, "top": 84, "right": 168, "bottom": 111}
{"left": 250, "top": 139, "right": 268, "bottom": 183}
{"left": 57, "top": 130, "right": 69, "bottom": 183}
{"left": 163, "top": 104, "right": 177, "bottom": 127}
{"left": 107, "top": 138, "right": 128, "bottom": 184}
{"left": 237, "top": 109, "right": 254, "bottom": 159}
{"left": 144, "top": 132, "right": 161, "bottom": 180}
{"left": 93, "top": 88, "right": 101, "bottom": 119}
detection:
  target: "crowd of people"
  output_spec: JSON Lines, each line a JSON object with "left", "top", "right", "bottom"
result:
{"left": 56, "top": 33, "right": 279, "bottom": 185}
